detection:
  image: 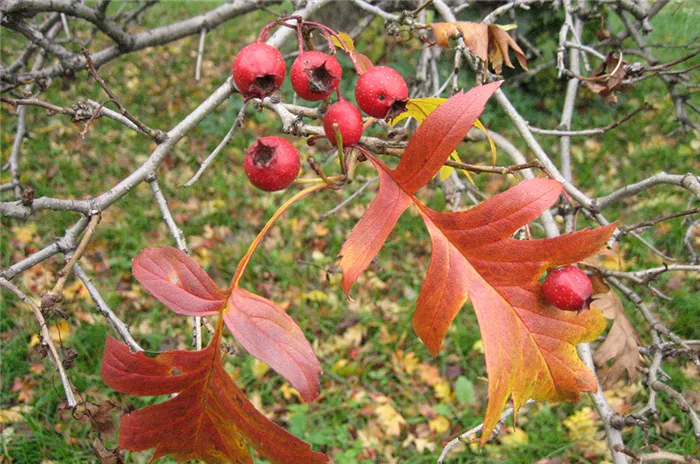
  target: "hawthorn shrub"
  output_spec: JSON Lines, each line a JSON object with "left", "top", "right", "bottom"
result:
{"left": 1, "top": 2, "right": 698, "bottom": 463}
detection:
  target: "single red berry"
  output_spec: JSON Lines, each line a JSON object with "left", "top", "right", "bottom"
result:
{"left": 243, "top": 136, "right": 300, "bottom": 192}
{"left": 354, "top": 66, "right": 409, "bottom": 119}
{"left": 291, "top": 51, "right": 343, "bottom": 101}
{"left": 232, "top": 43, "right": 286, "bottom": 99}
{"left": 324, "top": 99, "right": 364, "bottom": 147}
{"left": 542, "top": 265, "right": 593, "bottom": 312}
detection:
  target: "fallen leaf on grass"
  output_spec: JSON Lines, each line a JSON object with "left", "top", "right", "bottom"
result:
{"left": 0, "top": 405, "right": 31, "bottom": 424}
{"left": 375, "top": 403, "right": 407, "bottom": 437}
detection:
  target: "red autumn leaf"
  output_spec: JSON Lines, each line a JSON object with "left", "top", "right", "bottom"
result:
{"left": 224, "top": 288, "right": 321, "bottom": 401}
{"left": 132, "top": 247, "right": 229, "bottom": 316}
{"left": 339, "top": 83, "right": 615, "bottom": 442}
{"left": 132, "top": 246, "right": 320, "bottom": 402}
{"left": 102, "top": 324, "right": 327, "bottom": 464}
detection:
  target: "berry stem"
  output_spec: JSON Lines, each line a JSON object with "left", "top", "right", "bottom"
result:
{"left": 296, "top": 19, "right": 305, "bottom": 55}
{"left": 301, "top": 21, "right": 366, "bottom": 74}
{"left": 229, "top": 183, "right": 327, "bottom": 289}
{"left": 331, "top": 122, "right": 348, "bottom": 177}
{"left": 307, "top": 157, "right": 339, "bottom": 189}
{"left": 295, "top": 175, "right": 344, "bottom": 184}
{"left": 257, "top": 15, "right": 304, "bottom": 42}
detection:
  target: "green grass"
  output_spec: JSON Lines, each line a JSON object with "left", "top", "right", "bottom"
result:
{"left": 1, "top": 1, "right": 698, "bottom": 463}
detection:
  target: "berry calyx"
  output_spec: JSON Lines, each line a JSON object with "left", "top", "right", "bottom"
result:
{"left": 232, "top": 43, "right": 286, "bottom": 99}
{"left": 542, "top": 265, "right": 593, "bottom": 312}
{"left": 323, "top": 99, "right": 364, "bottom": 147}
{"left": 355, "top": 66, "right": 409, "bottom": 119}
{"left": 243, "top": 137, "right": 300, "bottom": 192}
{"left": 291, "top": 51, "right": 343, "bottom": 101}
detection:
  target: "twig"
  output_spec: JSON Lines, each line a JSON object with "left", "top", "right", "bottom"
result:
{"left": 194, "top": 27, "right": 207, "bottom": 82}
{"left": 72, "top": 263, "right": 142, "bottom": 352}
{"left": 481, "top": 0, "right": 538, "bottom": 24}
{"left": 1, "top": 96, "right": 75, "bottom": 117}
{"left": 147, "top": 175, "right": 187, "bottom": 252}
{"left": 685, "top": 219, "right": 699, "bottom": 264}
{"left": 437, "top": 400, "right": 535, "bottom": 463}
{"left": 320, "top": 177, "right": 378, "bottom": 220}
{"left": 81, "top": 47, "right": 166, "bottom": 143}
{"left": 606, "top": 276, "right": 698, "bottom": 366}
{"left": 59, "top": 13, "right": 71, "bottom": 39}
{"left": 595, "top": 172, "right": 700, "bottom": 209}
{"left": 0, "top": 217, "right": 90, "bottom": 281}
{"left": 613, "top": 445, "right": 700, "bottom": 464}
{"left": 0, "top": 278, "right": 77, "bottom": 408}
{"left": 577, "top": 343, "right": 630, "bottom": 464}
{"left": 558, "top": 9, "right": 583, "bottom": 232}
{"left": 349, "top": 0, "right": 398, "bottom": 22}
{"left": 49, "top": 214, "right": 101, "bottom": 296}
{"left": 183, "top": 101, "right": 248, "bottom": 187}
{"left": 529, "top": 105, "right": 647, "bottom": 136}
{"left": 9, "top": 103, "right": 27, "bottom": 199}
{"left": 619, "top": 208, "right": 700, "bottom": 234}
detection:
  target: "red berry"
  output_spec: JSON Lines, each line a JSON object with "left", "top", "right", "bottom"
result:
{"left": 355, "top": 66, "right": 408, "bottom": 119}
{"left": 243, "top": 137, "right": 300, "bottom": 192}
{"left": 232, "top": 43, "right": 286, "bottom": 99}
{"left": 291, "top": 51, "right": 343, "bottom": 101}
{"left": 324, "top": 99, "right": 364, "bottom": 147}
{"left": 542, "top": 265, "right": 593, "bottom": 311}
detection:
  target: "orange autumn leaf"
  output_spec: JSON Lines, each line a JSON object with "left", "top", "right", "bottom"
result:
{"left": 430, "top": 21, "right": 528, "bottom": 74}
{"left": 102, "top": 322, "right": 327, "bottom": 464}
{"left": 339, "top": 83, "right": 615, "bottom": 442}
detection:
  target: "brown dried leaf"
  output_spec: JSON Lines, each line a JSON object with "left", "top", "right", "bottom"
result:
{"left": 592, "top": 277, "right": 641, "bottom": 388}
{"left": 430, "top": 22, "right": 459, "bottom": 49}
{"left": 584, "top": 53, "right": 628, "bottom": 103}
{"left": 92, "top": 438, "right": 124, "bottom": 464}
{"left": 430, "top": 22, "right": 528, "bottom": 73}
{"left": 487, "top": 25, "right": 528, "bottom": 73}
{"left": 458, "top": 22, "right": 489, "bottom": 63}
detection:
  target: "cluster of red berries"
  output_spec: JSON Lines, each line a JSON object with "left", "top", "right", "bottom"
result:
{"left": 232, "top": 20, "right": 409, "bottom": 191}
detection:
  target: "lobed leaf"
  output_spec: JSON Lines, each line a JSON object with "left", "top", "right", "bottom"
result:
{"left": 391, "top": 82, "right": 502, "bottom": 194}
{"left": 338, "top": 88, "right": 615, "bottom": 443}
{"left": 102, "top": 327, "right": 328, "bottom": 464}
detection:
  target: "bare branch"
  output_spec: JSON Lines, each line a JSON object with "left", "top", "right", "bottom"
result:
{"left": 0, "top": 278, "right": 77, "bottom": 408}
{"left": 320, "top": 177, "right": 378, "bottom": 220}
{"left": 194, "top": 27, "right": 207, "bottom": 82}
{"left": 183, "top": 102, "right": 248, "bottom": 187}
{"left": 147, "top": 175, "right": 187, "bottom": 252}
{"left": 72, "top": 263, "right": 142, "bottom": 352}
{"left": 529, "top": 105, "right": 647, "bottom": 137}
{"left": 595, "top": 172, "right": 700, "bottom": 209}
{"left": 1, "top": 1, "right": 269, "bottom": 92}
{"left": 438, "top": 400, "right": 535, "bottom": 463}
{"left": 82, "top": 47, "right": 166, "bottom": 142}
